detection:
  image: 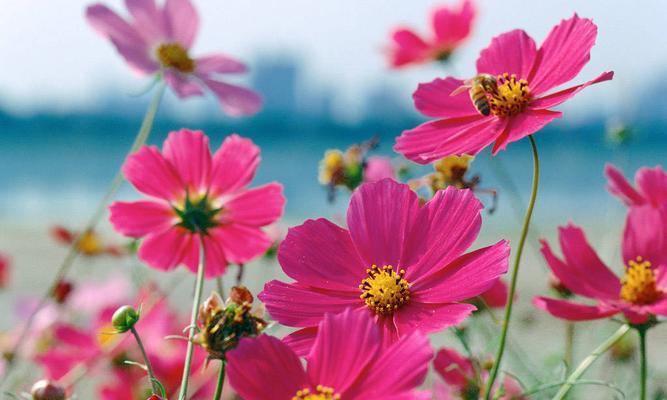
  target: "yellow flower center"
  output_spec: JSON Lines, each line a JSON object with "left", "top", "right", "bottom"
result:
{"left": 620, "top": 257, "right": 663, "bottom": 305}
{"left": 488, "top": 73, "right": 531, "bottom": 117}
{"left": 293, "top": 386, "right": 340, "bottom": 400}
{"left": 359, "top": 265, "right": 410, "bottom": 315}
{"left": 156, "top": 43, "right": 195, "bottom": 73}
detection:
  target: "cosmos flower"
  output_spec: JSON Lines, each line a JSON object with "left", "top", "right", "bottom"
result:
{"left": 259, "top": 179, "right": 509, "bottom": 353}
{"left": 395, "top": 15, "right": 613, "bottom": 163}
{"left": 605, "top": 164, "right": 667, "bottom": 209}
{"left": 387, "top": 0, "right": 476, "bottom": 68}
{"left": 109, "top": 129, "right": 285, "bottom": 278}
{"left": 86, "top": 0, "right": 262, "bottom": 116}
{"left": 227, "top": 308, "right": 433, "bottom": 400}
{"left": 533, "top": 222, "right": 667, "bottom": 324}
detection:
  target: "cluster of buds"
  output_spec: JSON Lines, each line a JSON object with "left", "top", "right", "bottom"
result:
{"left": 50, "top": 225, "right": 125, "bottom": 257}
{"left": 30, "top": 380, "right": 66, "bottom": 400}
{"left": 194, "top": 286, "right": 267, "bottom": 361}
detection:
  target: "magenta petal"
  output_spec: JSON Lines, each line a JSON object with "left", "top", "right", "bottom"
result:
{"left": 223, "top": 183, "right": 285, "bottom": 226}
{"left": 277, "top": 219, "right": 367, "bottom": 290}
{"left": 308, "top": 309, "right": 380, "bottom": 394}
{"left": 529, "top": 15, "right": 598, "bottom": 95}
{"left": 347, "top": 179, "right": 420, "bottom": 267}
{"left": 196, "top": 54, "right": 248, "bottom": 75}
{"left": 259, "top": 281, "right": 361, "bottom": 327}
{"left": 109, "top": 200, "right": 175, "bottom": 237}
{"left": 605, "top": 164, "right": 645, "bottom": 206}
{"left": 389, "top": 29, "right": 430, "bottom": 67}
{"left": 533, "top": 297, "right": 617, "bottom": 321}
{"left": 394, "top": 302, "right": 476, "bottom": 336}
{"left": 283, "top": 327, "right": 318, "bottom": 357}
{"left": 405, "top": 187, "right": 483, "bottom": 279}
{"left": 529, "top": 71, "right": 614, "bottom": 110}
{"left": 123, "top": 145, "right": 184, "bottom": 201}
{"left": 125, "top": 0, "right": 166, "bottom": 43}
{"left": 163, "top": 71, "right": 204, "bottom": 98}
{"left": 227, "top": 335, "right": 308, "bottom": 400}
{"left": 197, "top": 232, "right": 229, "bottom": 278}
{"left": 411, "top": 241, "right": 510, "bottom": 303}
{"left": 646, "top": 297, "right": 667, "bottom": 317}
{"left": 479, "top": 278, "right": 509, "bottom": 308}
{"left": 209, "top": 134, "right": 260, "bottom": 195}
{"left": 164, "top": 0, "right": 198, "bottom": 48}
{"left": 622, "top": 206, "right": 667, "bottom": 268}
{"left": 138, "top": 226, "right": 195, "bottom": 272}
{"left": 162, "top": 129, "right": 211, "bottom": 193}
{"left": 433, "top": 347, "right": 474, "bottom": 388}
{"left": 636, "top": 165, "right": 667, "bottom": 207}
{"left": 476, "top": 29, "right": 537, "bottom": 80}
{"left": 432, "top": 0, "right": 475, "bottom": 47}
{"left": 201, "top": 78, "right": 263, "bottom": 116}
{"left": 491, "top": 109, "right": 561, "bottom": 154}
{"left": 209, "top": 224, "right": 271, "bottom": 266}
{"left": 413, "top": 77, "right": 478, "bottom": 118}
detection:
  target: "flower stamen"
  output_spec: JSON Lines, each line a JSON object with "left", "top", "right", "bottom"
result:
{"left": 359, "top": 265, "right": 410, "bottom": 315}
{"left": 620, "top": 257, "right": 662, "bottom": 305}
{"left": 488, "top": 73, "right": 531, "bottom": 117}
{"left": 156, "top": 43, "right": 195, "bottom": 73}
{"left": 293, "top": 385, "right": 341, "bottom": 400}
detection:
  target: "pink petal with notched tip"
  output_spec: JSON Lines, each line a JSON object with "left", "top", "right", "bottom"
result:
{"left": 636, "top": 165, "right": 667, "bottom": 207}
{"left": 223, "top": 183, "right": 285, "bottom": 226}
{"left": 123, "top": 145, "right": 184, "bottom": 201}
{"left": 605, "top": 163, "right": 646, "bottom": 206}
{"left": 138, "top": 226, "right": 196, "bottom": 272}
{"left": 394, "top": 301, "right": 476, "bottom": 337}
{"left": 529, "top": 71, "right": 614, "bottom": 110}
{"left": 162, "top": 129, "right": 211, "bottom": 193}
{"left": 164, "top": 0, "right": 198, "bottom": 48}
{"left": 163, "top": 71, "right": 204, "bottom": 98}
{"left": 109, "top": 200, "right": 175, "bottom": 237}
{"left": 432, "top": 0, "right": 475, "bottom": 47}
{"left": 413, "top": 77, "right": 479, "bottom": 118}
{"left": 201, "top": 78, "right": 263, "bottom": 117}
{"left": 125, "top": 0, "right": 166, "bottom": 43}
{"left": 388, "top": 29, "right": 430, "bottom": 67}
{"left": 196, "top": 54, "right": 248, "bottom": 75}
{"left": 491, "top": 109, "right": 562, "bottom": 154}
{"left": 529, "top": 15, "right": 598, "bottom": 95}
{"left": 209, "top": 134, "right": 260, "bottom": 196}
{"left": 622, "top": 206, "right": 667, "bottom": 268}
{"left": 532, "top": 297, "right": 618, "bottom": 321}
{"left": 476, "top": 29, "right": 537, "bottom": 80}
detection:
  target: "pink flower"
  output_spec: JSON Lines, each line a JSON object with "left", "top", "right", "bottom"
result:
{"left": 363, "top": 156, "right": 395, "bottom": 183}
{"left": 227, "top": 308, "right": 433, "bottom": 399}
{"left": 395, "top": 15, "right": 613, "bottom": 163}
{"left": 533, "top": 222, "right": 667, "bottom": 324}
{"left": 479, "top": 278, "right": 509, "bottom": 309}
{"left": 605, "top": 164, "right": 667, "bottom": 209}
{"left": 387, "top": 0, "right": 476, "bottom": 68}
{"left": 86, "top": 0, "right": 262, "bottom": 116}
{"left": 259, "top": 179, "right": 509, "bottom": 353}
{"left": 109, "top": 129, "right": 285, "bottom": 278}
{"left": 0, "top": 253, "right": 10, "bottom": 289}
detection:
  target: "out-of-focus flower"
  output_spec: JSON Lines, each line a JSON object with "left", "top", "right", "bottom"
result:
{"left": 109, "top": 130, "right": 285, "bottom": 278}
{"left": 605, "top": 164, "right": 667, "bottom": 209}
{"left": 51, "top": 280, "right": 74, "bottom": 304}
{"left": 50, "top": 226, "right": 125, "bottom": 257}
{"left": 263, "top": 223, "right": 287, "bottom": 259}
{"left": 477, "top": 279, "right": 509, "bottom": 309}
{"left": 605, "top": 120, "right": 633, "bottom": 147}
{"left": 0, "top": 253, "right": 10, "bottom": 289}
{"left": 86, "top": 0, "right": 261, "bottom": 116}
{"left": 31, "top": 379, "right": 66, "bottom": 400}
{"left": 194, "top": 287, "right": 266, "bottom": 361}
{"left": 533, "top": 222, "right": 667, "bottom": 324}
{"left": 260, "top": 179, "right": 509, "bottom": 353}
{"left": 395, "top": 15, "right": 613, "bottom": 163}
{"left": 548, "top": 273, "right": 573, "bottom": 299}
{"left": 227, "top": 308, "right": 433, "bottom": 399}
{"left": 363, "top": 156, "right": 395, "bottom": 183}
{"left": 387, "top": 0, "right": 476, "bottom": 68}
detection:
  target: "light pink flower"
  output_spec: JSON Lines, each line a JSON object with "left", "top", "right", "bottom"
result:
{"left": 533, "top": 222, "right": 667, "bottom": 324}
{"left": 363, "top": 156, "right": 395, "bottom": 183}
{"left": 259, "top": 179, "right": 509, "bottom": 353}
{"left": 395, "top": 15, "right": 613, "bottom": 163}
{"left": 86, "top": 0, "right": 262, "bottom": 116}
{"left": 0, "top": 253, "right": 10, "bottom": 289}
{"left": 109, "top": 129, "right": 285, "bottom": 278}
{"left": 227, "top": 308, "right": 433, "bottom": 400}
{"left": 387, "top": 0, "right": 476, "bottom": 68}
{"left": 605, "top": 164, "right": 667, "bottom": 209}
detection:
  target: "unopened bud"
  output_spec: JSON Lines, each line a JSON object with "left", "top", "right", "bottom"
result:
{"left": 111, "top": 305, "right": 140, "bottom": 333}
{"left": 31, "top": 380, "right": 65, "bottom": 400}
{"left": 52, "top": 280, "right": 74, "bottom": 304}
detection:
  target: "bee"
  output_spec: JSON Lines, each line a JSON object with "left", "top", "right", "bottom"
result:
{"left": 450, "top": 74, "right": 498, "bottom": 116}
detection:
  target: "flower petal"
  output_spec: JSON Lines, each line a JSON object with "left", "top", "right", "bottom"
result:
{"left": 529, "top": 71, "right": 614, "bottom": 110}
{"left": 123, "top": 145, "right": 184, "bottom": 201}
{"left": 201, "top": 78, "right": 263, "bottom": 116}
{"left": 636, "top": 165, "right": 667, "bottom": 207}
{"left": 277, "top": 219, "right": 367, "bottom": 290}
{"left": 491, "top": 109, "right": 561, "bottom": 155}
{"left": 394, "top": 302, "right": 476, "bottom": 336}
{"left": 413, "top": 77, "right": 478, "bottom": 118}
{"left": 529, "top": 15, "right": 598, "bottom": 95}
{"left": 533, "top": 297, "right": 617, "bottom": 321}
{"left": 138, "top": 226, "right": 196, "bottom": 272}
{"left": 162, "top": 129, "right": 211, "bottom": 193}
{"left": 164, "top": 71, "right": 204, "bottom": 98}
{"left": 433, "top": 347, "right": 474, "bottom": 387}
{"left": 109, "top": 200, "right": 176, "bottom": 237}
{"left": 164, "top": 0, "right": 198, "bottom": 48}
{"left": 622, "top": 206, "right": 667, "bottom": 268}
{"left": 196, "top": 54, "right": 248, "bottom": 75}
{"left": 209, "top": 224, "right": 272, "bottom": 266}
{"left": 209, "top": 134, "right": 260, "bottom": 196}
{"left": 125, "top": 0, "right": 166, "bottom": 43}
{"left": 476, "top": 29, "right": 537, "bottom": 80}
{"left": 227, "top": 335, "right": 308, "bottom": 400}
{"left": 432, "top": 0, "right": 475, "bottom": 47}
{"left": 605, "top": 164, "right": 645, "bottom": 206}
{"left": 388, "top": 29, "right": 429, "bottom": 67}
{"left": 283, "top": 327, "right": 318, "bottom": 357}
{"left": 222, "top": 183, "right": 285, "bottom": 226}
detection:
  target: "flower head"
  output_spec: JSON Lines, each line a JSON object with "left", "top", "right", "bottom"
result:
{"left": 387, "top": 0, "right": 476, "bottom": 68}
{"left": 259, "top": 179, "right": 509, "bottom": 353}
{"left": 227, "top": 308, "right": 433, "bottom": 400}
{"left": 109, "top": 129, "right": 285, "bottom": 277}
{"left": 86, "top": 0, "right": 262, "bottom": 116}
{"left": 395, "top": 15, "right": 613, "bottom": 163}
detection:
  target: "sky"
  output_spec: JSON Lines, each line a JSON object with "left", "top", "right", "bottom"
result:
{"left": 0, "top": 0, "right": 665, "bottom": 118}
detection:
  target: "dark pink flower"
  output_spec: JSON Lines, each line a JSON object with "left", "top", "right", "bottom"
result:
{"left": 395, "top": 15, "right": 613, "bottom": 163}
{"left": 605, "top": 164, "right": 667, "bottom": 209}
{"left": 109, "top": 129, "right": 285, "bottom": 278}
{"left": 86, "top": 0, "right": 262, "bottom": 116}
{"left": 227, "top": 308, "right": 433, "bottom": 399}
{"left": 259, "top": 179, "right": 509, "bottom": 353}
{"left": 534, "top": 222, "right": 667, "bottom": 324}
{"left": 388, "top": 0, "right": 476, "bottom": 68}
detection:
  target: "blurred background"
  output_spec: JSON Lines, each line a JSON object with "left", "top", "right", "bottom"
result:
{"left": 1, "top": 0, "right": 666, "bottom": 398}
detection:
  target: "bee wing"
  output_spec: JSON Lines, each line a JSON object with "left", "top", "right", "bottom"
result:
{"left": 450, "top": 83, "right": 471, "bottom": 97}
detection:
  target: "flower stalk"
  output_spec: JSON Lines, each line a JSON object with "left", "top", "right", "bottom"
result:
{"left": 213, "top": 361, "right": 226, "bottom": 400}
{"left": 485, "top": 135, "right": 540, "bottom": 399}
{"left": 638, "top": 325, "right": 648, "bottom": 400}
{"left": 130, "top": 326, "right": 161, "bottom": 396}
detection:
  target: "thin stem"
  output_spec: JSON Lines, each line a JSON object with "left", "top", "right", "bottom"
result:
{"left": 236, "top": 263, "right": 245, "bottom": 285}
{"left": 216, "top": 276, "right": 225, "bottom": 298}
{"left": 213, "top": 361, "right": 226, "bottom": 400}
{"left": 130, "top": 326, "right": 160, "bottom": 395}
{"left": 552, "top": 324, "right": 630, "bottom": 400}
{"left": 0, "top": 82, "right": 166, "bottom": 389}
{"left": 484, "top": 135, "right": 540, "bottom": 400}
{"left": 639, "top": 327, "right": 648, "bottom": 400}
{"left": 178, "top": 235, "right": 207, "bottom": 400}
{"left": 565, "top": 322, "right": 575, "bottom": 372}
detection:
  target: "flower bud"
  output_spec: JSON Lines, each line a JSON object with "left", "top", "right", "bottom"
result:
{"left": 52, "top": 280, "right": 74, "bottom": 304}
{"left": 111, "top": 305, "right": 140, "bottom": 333}
{"left": 31, "top": 380, "right": 66, "bottom": 400}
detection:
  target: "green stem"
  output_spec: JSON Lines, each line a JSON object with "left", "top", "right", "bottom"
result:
{"left": 178, "top": 235, "right": 207, "bottom": 400}
{"left": 484, "top": 135, "right": 540, "bottom": 400}
{"left": 0, "top": 82, "right": 166, "bottom": 389}
{"left": 565, "top": 322, "right": 575, "bottom": 372}
{"left": 130, "top": 326, "right": 160, "bottom": 395}
{"left": 213, "top": 361, "right": 226, "bottom": 400}
{"left": 552, "top": 324, "right": 630, "bottom": 400}
{"left": 639, "top": 326, "right": 648, "bottom": 400}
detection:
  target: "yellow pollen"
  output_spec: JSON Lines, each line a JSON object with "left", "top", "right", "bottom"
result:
{"left": 359, "top": 265, "right": 410, "bottom": 315}
{"left": 488, "top": 73, "right": 531, "bottom": 117}
{"left": 156, "top": 43, "right": 195, "bottom": 73}
{"left": 620, "top": 257, "right": 662, "bottom": 305}
{"left": 293, "top": 385, "right": 341, "bottom": 400}
{"left": 77, "top": 231, "right": 104, "bottom": 256}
